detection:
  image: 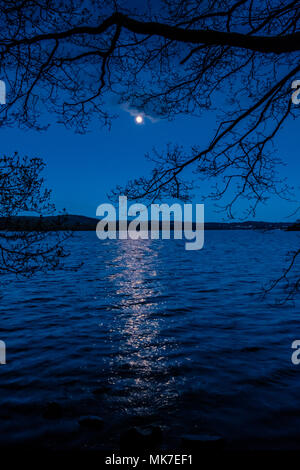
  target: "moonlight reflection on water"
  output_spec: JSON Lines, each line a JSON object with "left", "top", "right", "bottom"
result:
{"left": 105, "top": 239, "right": 179, "bottom": 414}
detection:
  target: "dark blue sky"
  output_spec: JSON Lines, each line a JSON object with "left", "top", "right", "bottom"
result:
{"left": 0, "top": 0, "right": 299, "bottom": 222}
{"left": 1, "top": 101, "right": 299, "bottom": 222}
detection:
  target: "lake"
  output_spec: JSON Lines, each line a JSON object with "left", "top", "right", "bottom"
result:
{"left": 0, "top": 230, "right": 299, "bottom": 451}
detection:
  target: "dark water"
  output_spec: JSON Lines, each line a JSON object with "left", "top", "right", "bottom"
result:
{"left": 0, "top": 230, "right": 300, "bottom": 450}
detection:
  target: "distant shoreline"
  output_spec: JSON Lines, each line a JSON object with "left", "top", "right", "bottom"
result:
{"left": 0, "top": 215, "right": 298, "bottom": 231}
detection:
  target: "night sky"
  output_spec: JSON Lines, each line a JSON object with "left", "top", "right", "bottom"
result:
{"left": 1, "top": 100, "right": 298, "bottom": 222}
{"left": 1, "top": 0, "right": 299, "bottom": 222}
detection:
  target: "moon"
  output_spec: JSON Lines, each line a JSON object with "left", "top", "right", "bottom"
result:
{"left": 135, "top": 115, "right": 143, "bottom": 124}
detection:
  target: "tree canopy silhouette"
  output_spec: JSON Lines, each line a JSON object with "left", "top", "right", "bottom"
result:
{"left": 0, "top": 153, "right": 71, "bottom": 275}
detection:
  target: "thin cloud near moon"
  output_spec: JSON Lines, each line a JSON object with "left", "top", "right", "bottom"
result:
{"left": 120, "top": 102, "right": 160, "bottom": 123}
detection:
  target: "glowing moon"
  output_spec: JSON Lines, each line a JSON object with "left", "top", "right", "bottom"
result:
{"left": 135, "top": 115, "right": 143, "bottom": 124}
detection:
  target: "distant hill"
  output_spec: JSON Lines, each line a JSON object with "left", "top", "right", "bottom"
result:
{"left": 286, "top": 222, "right": 300, "bottom": 231}
{"left": 0, "top": 215, "right": 99, "bottom": 231}
{"left": 0, "top": 215, "right": 297, "bottom": 231}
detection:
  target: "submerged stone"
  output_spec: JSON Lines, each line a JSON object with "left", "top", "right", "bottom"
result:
{"left": 78, "top": 415, "right": 104, "bottom": 430}
{"left": 181, "top": 433, "right": 225, "bottom": 450}
{"left": 120, "top": 426, "right": 163, "bottom": 450}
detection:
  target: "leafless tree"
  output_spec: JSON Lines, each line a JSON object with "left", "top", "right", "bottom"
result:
{"left": 0, "top": 153, "right": 71, "bottom": 275}
{"left": 0, "top": 0, "right": 299, "bottom": 293}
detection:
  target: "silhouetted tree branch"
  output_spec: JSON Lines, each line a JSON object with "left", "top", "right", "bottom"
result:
{"left": 0, "top": 153, "right": 72, "bottom": 276}
{"left": 264, "top": 245, "right": 300, "bottom": 302}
